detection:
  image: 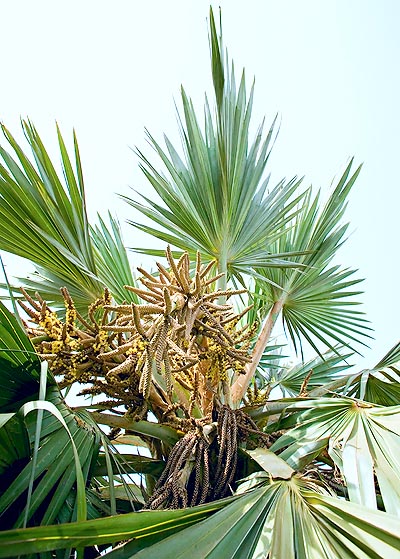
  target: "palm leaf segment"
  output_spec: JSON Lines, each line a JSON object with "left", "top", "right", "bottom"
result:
{"left": 0, "top": 121, "right": 136, "bottom": 313}
{"left": 258, "top": 348, "right": 353, "bottom": 398}
{"left": 343, "top": 340, "right": 400, "bottom": 405}
{"left": 0, "top": 302, "right": 101, "bottom": 532}
{"left": 111, "top": 476, "right": 400, "bottom": 559}
{"left": 255, "top": 161, "right": 372, "bottom": 355}
{"left": 271, "top": 397, "right": 400, "bottom": 516}
{"left": 1, "top": 475, "right": 399, "bottom": 558}
{"left": 122, "top": 10, "right": 304, "bottom": 283}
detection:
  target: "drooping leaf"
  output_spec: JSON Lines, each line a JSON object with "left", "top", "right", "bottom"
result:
{"left": 270, "top": 398, "right": 400, "bottom": 515}
{"left": 246, "top": 448, "right": 295, "bottom": 479}
{"left": 93, "top": 453, "right": 165, "bottom": 478}
{"left": 107, "top": 477, "right": 400, "bottom": 559}
{"left": 0, "top": 385, "right": 101, "bottom": 530}
{"left": 90, "top": 411, "right": 183, "bottom": 446}
{"left": 343, "top": 341, "right": 400, "bottom": 405}
{"left": 0, "top": 496, "right": 235, "bottom": 558}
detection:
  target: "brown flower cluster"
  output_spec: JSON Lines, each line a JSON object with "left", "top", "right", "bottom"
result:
{"left": 21, "top": 248, "right": 255, "bottom": 423}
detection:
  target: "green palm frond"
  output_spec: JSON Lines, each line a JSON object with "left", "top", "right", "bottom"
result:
{"left": 260, "top": 349, "right": 353, "bottom": 397}
{"left": 343, "top": 341, "right": 400, "bottom": 405}
{"left": 0, "top": 302, "right": 101, "bottom": 532}
{"left": 0, "top": 122, "right": 137, "bottom": 313}
{"left": 0, "top": 121, "right": 102, "bottom": 303}
{"left": 108, "top": 476, "right": 400, "bottom": 559}
{"left": 0, "top": 497, "right": 234, "bottom": 558}
{"left": 122, "top": 9, "right": 305, "bottom": 285}
{"left": 0, "top": 392, "right": 101, "bottom": 530}
{"left": 255, "top": 162, "right": 372, "bottom": 355}
{"left": 374, "top": 340, "right": 400, "bottom": 371}
{"left": 0, "top": 300, "right": 36, "bottom": 477}
{"left": 0, "top": 301, "right": 41, "bottom": 411}
{"left": 256, "top": 343, "right": 289, "bottom": 373}
{"left": 90, "top": 212, "right": 138, "bottom": 304}
{"left": 3, "top": 475, "right": 398, "bottom": 559}
{"left": 270, "top": 397, "right": 400, "bottom": 514}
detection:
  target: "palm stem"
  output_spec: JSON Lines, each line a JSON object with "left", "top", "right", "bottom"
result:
{"left": 231, "top": 298, "right": 284, "bottom": 405}
{"left": 217, "top": 254, "right": 228, "bottom": 300}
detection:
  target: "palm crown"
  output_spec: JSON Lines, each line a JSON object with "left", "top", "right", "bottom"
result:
{"left": 0, "top": 7, "right": 399, "bottom": 559}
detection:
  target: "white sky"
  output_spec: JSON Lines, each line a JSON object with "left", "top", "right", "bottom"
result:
{"left": 0, "top": 0, "right": 399, "bottom": 370}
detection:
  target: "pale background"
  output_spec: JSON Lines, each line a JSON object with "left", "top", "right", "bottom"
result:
{"left": 0, "top": 0, "right": 399, "bottom": 371}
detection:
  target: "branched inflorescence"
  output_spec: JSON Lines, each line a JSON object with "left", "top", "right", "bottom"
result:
{"left": 146, "top": 404, "right": 270, "bottom": 509}
{"left": 21, "top": 247, "right": 253, "bottom": 420}
{"left": 20, "top": 248, "right": 273, "bottom": 510}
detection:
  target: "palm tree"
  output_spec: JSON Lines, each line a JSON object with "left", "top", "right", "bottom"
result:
{"left": 0, "top": 8, "right": 399, "bottom": 559}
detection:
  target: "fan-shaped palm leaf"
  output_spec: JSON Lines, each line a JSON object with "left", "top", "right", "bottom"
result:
{"left": 270, "top": 397, "right": 400, "bottom": 515}
{"left": 122, "top": 9, "right": 305, "bottom": 289}
{"left": 0, "top": 122, "right": 137, "bottom": 313}
{"left": 255, "top": 162, "right": 372, "bottom": 357}
{"left": 0, "top": 121, "right": 101, "bottom": 303}
{"left": 261, "top": 349, "right": 353, "bottom": 397}
{"left": 105, "top": 476, "right": 400, "bottom": 559}
{"left": 230, "top": 162, "right": 371, "bottom": 405}
{"left": 343, "top": 341, "right": 400, "bottom": 405}
{"left": 0, "top": 496, "right": 235, "bottom": 558}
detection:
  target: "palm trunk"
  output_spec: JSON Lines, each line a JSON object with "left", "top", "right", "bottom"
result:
{"left": 231, "top": 298, "right": 283, "bottom": 406}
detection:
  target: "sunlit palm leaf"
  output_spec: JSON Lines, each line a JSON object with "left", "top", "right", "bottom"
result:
{"left": 0, "top": 121, "right": 102, "bottom": 304}
{"left": 344, "top": 341, "right": 400, "bottom": 405}
{"left": 90, "top": 212, "right": 138, "bottom": 304}
{"left": 122, "top": 10, "right": 305, "bottom": 286}
{"left": 0, "top": 123, "right": 137, "bottom": 313}
{"left": 255, "top": 163, "right": 372, "bottom": 355}
{"left": 0, "top": 496, "right": 235, "bottom": 558}
{"left": 373, "top": 340, "right": 400, "bottom": 371}
{"left": 106, "top": 476, "right": 400, "bottom": 559}
{"left": 270, "top": 398, "right": 400, "bottom": 515}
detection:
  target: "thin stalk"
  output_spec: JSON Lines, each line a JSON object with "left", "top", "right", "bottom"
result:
{"left": 216, "top": 253, "right": 228, "bottom": 300}
{"left": 231, "top": 298, "right": 284, "bottom": 406}
{"left": 217, "top": 253, "right": 231, "bottom": 406}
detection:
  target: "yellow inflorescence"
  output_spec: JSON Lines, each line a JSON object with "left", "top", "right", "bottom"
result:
{"left": 92, "top": 329, "right": 109, "bottom": 352}
{"left": 22, "top": 250, "right": 254, "bottom": 421}
{"left": 65, "top": 304, "right": 76, "bottom": 332}
{"left": 39, "top": 309, "right": 63, "bottom": 339}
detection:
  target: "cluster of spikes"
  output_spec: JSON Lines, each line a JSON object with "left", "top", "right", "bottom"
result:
{"left": 146, "top": 405, "right": 269, "bottom": 509}
{"left": 102, "top": 246, "right": 253, "bottom": 412}
{"left": 21, "top": 247, "right": 256, "bottom": 422}
{"left": 20, "top": 247, "right": 275, "bottom": 508}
